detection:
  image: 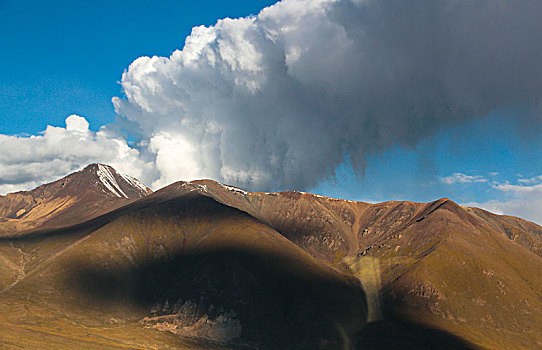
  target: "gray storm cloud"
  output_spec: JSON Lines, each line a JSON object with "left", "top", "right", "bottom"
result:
{"left": 2, "top": 0, "right": 542, "bottom": 194}
{"left": 111, "top": 0, "right": 542, "bottom": 190}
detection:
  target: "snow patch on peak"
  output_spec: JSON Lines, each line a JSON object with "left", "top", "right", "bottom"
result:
{"left": 195, "top": 184, "right": 208, "bottom": 192}
{"left": 295, "top": 191, "right": 358, "bottom": 203}
{"left": 219, "top": 183, "right": 248, "bottom": 195}
{"left": 96, "top": 164, "right": 128, "bottom": 198}
{"left": 185, "top": 182, "right": 209, "bottom": 193}
{"left": 116, "top": 170, "right": 150, "bottom": 195}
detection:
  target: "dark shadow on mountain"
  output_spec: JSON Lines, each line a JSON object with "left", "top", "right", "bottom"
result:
{"left": 65, "top": 245, "right": 367, "bottom": 350}
{"left": 354, "top": 319, "right": 480, "bottom": 349}
{"left": 4, "top": 191, "right": 481, "bottom": 349}
{"left": 352, "top": 290, "right": 481, "bottom": 350}
{"left": 66, "top": 246, "right": 480, "bottom": 349}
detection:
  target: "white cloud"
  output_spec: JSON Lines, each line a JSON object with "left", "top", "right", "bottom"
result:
{"left": 436, "top": 173, "right": 542, "bottom": 224}
{"left": 3, "top": 0, "right": 542, "bottom": 195}
{"left": 517, "top": 175, "right": 542, "bottom": 185}
{"left": 112, "top": 0, "right": 542, "bottom": 191}
{"left": 65, "top": 114, "right": 90, "bottom": 132}
{"left": 0, "top": 115, "right": 151, "bottom": 195}
{"left": 469, "top": 176, "right": 542, "bottom": 225}
{"left": 440, "top": 173, "right": 488, "bottom": 185}
{"left": 493, "top": 182, "right": 542, "bottom": 193}
{"left": 472, "top": 196, "right": 542, "bottom": 226}
{"left": 148, "top": 132, "right": 208, "bottom": 188}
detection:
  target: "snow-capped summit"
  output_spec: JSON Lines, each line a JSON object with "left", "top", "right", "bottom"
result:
{"left": 88, "top": 163, "right": 151, "bottom": 199}
{"left": 0, "top": 163, "right": 152, "bottom": 233}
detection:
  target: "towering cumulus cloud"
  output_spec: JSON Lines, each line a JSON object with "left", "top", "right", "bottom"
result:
{"left": 113, "top": 0, "right": 542, "bottom": 190}
{"left": 2, "top": 0, "right": 542, "bottom": 193}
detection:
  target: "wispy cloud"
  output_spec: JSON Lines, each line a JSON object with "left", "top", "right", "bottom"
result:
{"left": 468, "top": 175, "right": 542, "bottom": 224}
{"left": 493, "top": 182, "right": 542, "bottom": 193}
{"left": 440, "top": 173, "right": 488, "bottom": 185}
{"left": 491, "top": 175, "right": 542, "bottom": 193}
{"left": 517, "top": 175, "right": 542, "bottom": 185}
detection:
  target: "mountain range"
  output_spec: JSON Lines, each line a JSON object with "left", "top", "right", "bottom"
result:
{"left": 0, "top": 164, "right": 541, "bottom": 349}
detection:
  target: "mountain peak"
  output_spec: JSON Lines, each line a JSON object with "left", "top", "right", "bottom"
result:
{"left": 0, "top": 164, "right": 152, "bottom": 233}
{"left": 78, "top": 163, "right": 151, "bottom": 199}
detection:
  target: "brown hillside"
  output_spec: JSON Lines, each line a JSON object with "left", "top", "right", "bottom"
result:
{"left": 1, "top": 170, "right": 542, "bottom": 349}
{"left": 0, "top": 164, "right": 151, "bottom": 235}
{"left": 168, "top": 180, "right": 542, "bottom": 349}
{"left": 0, "top": 189, "right": 367, "bottom": 349}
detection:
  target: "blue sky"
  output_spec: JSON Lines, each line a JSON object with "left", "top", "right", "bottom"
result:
{"left": 1, "top": 0, "right": 541, "bottom": 224}
{"left": 315, "top": 111, "right": 542, "bottom": 202}
{"left": 0, "top": 0, "right": 276, "bottom": 134}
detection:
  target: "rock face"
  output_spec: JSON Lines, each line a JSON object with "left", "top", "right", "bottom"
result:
{"left": 0, "top": 164, "right": 151, "bottom": 235}
{"left": 0, "top": 169, "right": 541, "bottom": 349}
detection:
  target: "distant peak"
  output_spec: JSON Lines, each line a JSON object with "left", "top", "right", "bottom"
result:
{"left": 434, "top": 197, "right": 462, "bottom": 208}
{"left": 96, "top": 164, "right": 129, "bottom": 198}
{"left": 77, "top": 163, "right": 151, "bottom": 199}
{"left": 81, "top": 163, "right": 111, "bottom": 171}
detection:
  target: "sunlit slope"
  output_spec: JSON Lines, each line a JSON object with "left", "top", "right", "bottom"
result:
{"left": 0, "top": 190, "right": 366, "bottom": 349}
{"left": 173, "top": 181, "right": 542, "bottom": 349}
{"left": 0, "top": 164, "right": 151, "bottom": 235}
{"left": 171, "top": 180, "right": 376, "bottom": 263}
{"left": 2, "top": 175, "right": 541, "bottom": 349}
{"left": 465, "top": 206, "right": 542, "bottom": 257}
{"left": 372, "top": 200, "right": 542, "bottom": 349}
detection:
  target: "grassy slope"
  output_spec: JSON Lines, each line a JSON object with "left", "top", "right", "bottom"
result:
{"left": 376, "top": 201, "right": 542, "bottom": 349}
{"left": 0, "top": 191, "right": 366, "bottom": 349}
{"left": 2, "top": 179, "right": 542, "bottom": 349}
{"left": 184, "top": 182, "right": 542, "bottom": 349}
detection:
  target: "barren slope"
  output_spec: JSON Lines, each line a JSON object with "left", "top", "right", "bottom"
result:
{"left": 168, "top": 180, "right": 542, "bottom": 349}
{"left": 0, "top": 188, "right": 367, "bottom": 349}
{"left": 0, "top": 164, "right": 151, "bottom": 235}
{"left": 1, "top": 172, "right": 542, "bottom": 349}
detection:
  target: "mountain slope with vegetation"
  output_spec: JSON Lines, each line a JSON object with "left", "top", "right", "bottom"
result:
{"left": 0, "top": 168, "right": 541, "bottom": 349}
{"left": 0, "top": 185, "right": 366, "bottom": 349}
